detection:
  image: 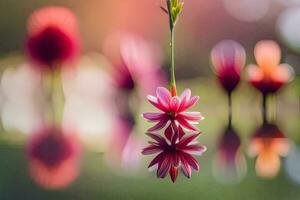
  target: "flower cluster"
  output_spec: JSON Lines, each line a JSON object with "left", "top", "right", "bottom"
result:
{"left": 142, "top": 87, "right": 206, "bottom": 182}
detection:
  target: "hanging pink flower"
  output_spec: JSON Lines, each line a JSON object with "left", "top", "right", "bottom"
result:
{"left": 211, "top": 40, "right": 246, "bottom": 93}
{"left": 142, "top": 0, "right": 206, "bottom": 182}
{"left": 27, "top": 126, "right": 81, "bottom": 189}
{"left": 142, "top": 127, "right": 206, "bottom": 182}
{"left": 247, "top": 40, "right": 294, "bottom": 94}
{"left": 143, "top": 87, "right": 204, "bottom": 132}
{"left": 25, "top": 6, "right": 80, "bottom": 70}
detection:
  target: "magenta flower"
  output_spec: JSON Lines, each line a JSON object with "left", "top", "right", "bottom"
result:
{"left": 143, "top": 87, "right": 203, "bottom": 132}
{"left": 142, "top": 129, "right": 206, "bottom": 182}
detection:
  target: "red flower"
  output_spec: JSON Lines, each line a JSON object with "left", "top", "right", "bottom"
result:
{"left": 211, "top": 40, "right": 246, "bottom": 93}
{"left": 142, "top": 128, "right": 206, "bottom": 182}
{"left": 143, "top": 87, "right": 204, "bottom": 132}
{"left": 27, "top": 126, "right": 81, "bottom": 189}
{"left": 26, "top": 6, "right": 80, "bottom": 70}
{"left": 247, "top": 40, "right": 294, "bottom": 94}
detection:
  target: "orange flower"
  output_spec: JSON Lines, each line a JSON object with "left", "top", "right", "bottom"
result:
{"left": 247, "top": 40, "right": 294, "bottom": 94}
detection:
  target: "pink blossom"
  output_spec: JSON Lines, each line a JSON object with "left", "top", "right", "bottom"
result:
{"left": 143, "top": 87, "right": 204, "bottom": 132}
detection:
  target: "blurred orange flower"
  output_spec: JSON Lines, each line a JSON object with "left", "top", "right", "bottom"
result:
{"left": 247, "top": 40, "right": 294, "bottom": 94}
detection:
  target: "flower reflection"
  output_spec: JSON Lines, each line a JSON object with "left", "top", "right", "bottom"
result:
{"left": 27, "top": 126, "right": 81, "bottom": 189}
{"left": 26, "top": 6, "right": 80, "bottom": 70}
{"left": 247, "top": 40, "right": 294, "bottom": 95}
{"left": 213, "top": 125, "right": 247, "bottom": 184}
{"left": 211, "top": 40, "right": 246, "bottom": 93}
{"left": 249, "top": 122, "right": 290, "bottom": 179}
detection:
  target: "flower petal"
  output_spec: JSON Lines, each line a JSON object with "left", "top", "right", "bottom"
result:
{"left": 169, "top": 166, "right": 178, "bottom": 182}
{"left": 142, "top": 145, "right": 162, "bottom": 155}
{"left": 177, "top": 133, "right": 200, "bottom": 148}
{"left": 184, "top": 96, "right": 199, "bottom": 110}
{"left": 176, "top": 117, "right": 198, "bottom": 132}
{"left": 180, "top": 155, "right": 192, "bottom": 178}
{"left": 143, "top": 112, "right": 166, "bottom": 122}
{"left": 184, "top": 144, "right": 207, "bottom": 155}
{"left": 157, "top": 154, "right": 172, "bottom": 178}
{"left": 179, "top": 112, "right": 204, "bottom": 122}
{"left": 148, "top": 152, "right": 165, "bottom": 168}
{"left": 164, "top": 124, "right": 173, "bottom": 142}
{"left": 181, "top": 152, "right": 200, "bottom": 171}
{"left": 170, "top": 96, "right": 180, "bottom": 112}
{"left": 156, "top": 87, "right": 171, "bottom": 111}
{"left": 146, "top": 132, "right": 168, "bottom": 146}
{"left": 178, "top": 89, "right": 191, "bottom": 112}
{"left": 148, "top": 118, "right": 169, "bottom": 132}
{"left": 147, "top": 95, "right": 168, "bottom": 112}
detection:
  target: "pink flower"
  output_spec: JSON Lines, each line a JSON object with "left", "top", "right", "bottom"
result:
{"left": 27, "top": 126, "right": 81, "bottom": 189}
{"left": 211, "top": 40, "right": 246, "bottom": 93}
{"left": 26, "top": 6, "right": 80, "bottom": 70}
{"left": 142, "top": 128, "right": 206, "bottom": 182}
{"left": 143, "top": 87, "right": 203, "bottom": 132}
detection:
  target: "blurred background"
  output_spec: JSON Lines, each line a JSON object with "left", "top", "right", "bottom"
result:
{"left": 1, "top": 0, "right": 300, "bottom": 199}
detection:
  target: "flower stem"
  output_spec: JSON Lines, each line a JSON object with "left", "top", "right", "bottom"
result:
{"left": 169, "top": 27, "right": 177, "bottom": 96}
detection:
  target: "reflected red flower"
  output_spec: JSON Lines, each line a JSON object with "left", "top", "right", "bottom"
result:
{"left": 142, "top": 127, "right": 206, "bottom": 182}
{"left": 143, "top": 87, "right": 204, "bottom": 132}
{"left": 247, "top": 40, "right": 294, "bottom": 94}
{"left": 249, "top": 123, "right": 290, "bottom": 179}
{"left": 211, "top": 40, "right": 246, "bottom": 93}
{"left": 214, "top": 126, "right": 247, "bottom": 183}
{"left": 27, "top": 126, "right": 81, "bottom": 189}
{"left": 26, "top": 6, "right": 80, "bottom": 70}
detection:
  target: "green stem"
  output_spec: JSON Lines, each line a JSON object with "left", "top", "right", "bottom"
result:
{"left": 169, "top": 27, "right": 177, "bottom": 96}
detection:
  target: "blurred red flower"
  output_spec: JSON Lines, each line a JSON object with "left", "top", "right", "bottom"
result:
{"left": 25, "top": 6, "right": 80, "bottom": 70}
{"left": 247, "top": 40, "right": 294, "bottom": 94}
{"left": 27, "top": 126, "right": 81, "bottom": 189}
{"left": 211, "top": 40, "right": 246, "bottom": 93}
